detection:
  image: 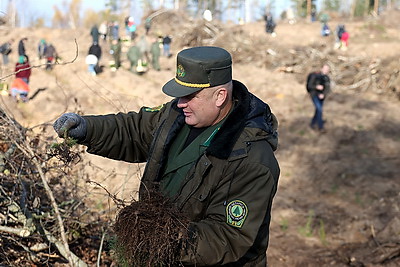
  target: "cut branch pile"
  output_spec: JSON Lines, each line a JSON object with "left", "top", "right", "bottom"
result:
{"left": 0, "top": 109, "right": 113, "bottom": 266}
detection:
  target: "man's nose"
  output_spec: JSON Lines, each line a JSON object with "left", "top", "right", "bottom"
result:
{"left": 177, "top": 97, "right": 187, "bottom": 108}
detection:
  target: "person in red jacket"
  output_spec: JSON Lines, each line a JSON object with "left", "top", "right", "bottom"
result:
{"left": 340, "top": 31, "right": 349, "bottom": 50}
{"left": 15, "top": 55, "right": 31, "bottom": 84}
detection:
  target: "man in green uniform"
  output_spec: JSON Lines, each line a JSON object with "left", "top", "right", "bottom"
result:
{"left": 53, "top": 46, "right": 280, "bottom": 266}
{"left": 150, "top": 36, "right": 161, "bottom": 71}
{"left": 126, "top": 42, "right": 141, "bottom": 73}
{"left": 110, "top": 38, "right": 121, "bottom": 70}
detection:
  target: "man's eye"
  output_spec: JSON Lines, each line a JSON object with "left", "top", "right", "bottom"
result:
{"left": 186, "top": 94, "right": 196, "bottom": 100}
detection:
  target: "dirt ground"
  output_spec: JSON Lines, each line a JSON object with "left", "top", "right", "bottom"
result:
{"left": 1, "top": 9, "right": 400, "bottom": 266}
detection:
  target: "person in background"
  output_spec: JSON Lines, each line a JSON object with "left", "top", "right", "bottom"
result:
{"left": 0, "top": 39, "right": 14, "bottom": 65}
{"left": 111, "top": 21, "right": 119, "bottom": 41}
{"left": 321, "top": 23, "right": 331, "bottom": 37}
{"left": 335, "top": 24, "right": 345, "bottom": 49}
{"left": 306, "top": 64, "right": 331, "bottom": 133}
{"left": 38, "top": 39, "right": 47, "bottom": 60}
{"left": 320, "top": 13, "right": 330, "bottom": 37}
{"left": 340, "top": 30, "right": 350, "bottom": 51}
{"left": 10, "top": 77, "right": 30, "bottom": 102}
{"left": 137, "top": 35, "right": 150, "bottom": 64}
{"left": 127, "top": 17, "right": 137, "bottom": 40}
{"left": 90, "top": 24, "right": 100, "bottom": 44}
{"left": 87, "top": 42, "right": 102, "bottom": 76}
{"left": 127, "top": 41, "right": 141, "bottom": 73}
{"left": 150, "top": 36, "right": 161, "bottom": 71}
{"left": 15, "top": 55, "right": 31, "bottom": 84}
{"left": 53, "top": 46, "right": 280, "bottom": 266}
{"left": 145, "top": 17, "right": 152, "bottom": 35}
{"left": 11, "top": 55, "right": 31, "bottom": 102}
{"left": 311, "top": 9, "right": 317, "bottom": 22}
{"left": 18, "top": 37, "right": 28, "bottom": 57}
{"left": 162, "top": 35, "right": 172, "bottom": 57}
{"left": 110, "top": 38, "right": 122, "bottom": 70}
{"left": 264, "top": 12, "right": 276, "bottom": 36}
{"left": 99, "top": 21, "right": 108, "bottom": 42}
{"left": 44, "top": 43, "right": 58, "bottom": 70}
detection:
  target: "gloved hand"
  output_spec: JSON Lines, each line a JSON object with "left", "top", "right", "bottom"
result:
{"left": 53, "top": 113, "right": 87, "bottom": 141}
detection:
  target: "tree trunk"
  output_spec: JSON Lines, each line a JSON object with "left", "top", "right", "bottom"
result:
{"left": 307, "top": 0, "right": 312, "bottom": 21}
{"left": 365, "top": 0, "right": 370, "bottom": 15}
{"left": 374, "top": 0, "right": 379, "bottom": 14}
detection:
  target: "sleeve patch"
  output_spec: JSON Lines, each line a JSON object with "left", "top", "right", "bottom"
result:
{"left": 144, "top": 104, "right": 164, "bottom": 112}
{"left": 226, "top": 200, "right": 248, "bottom": 228}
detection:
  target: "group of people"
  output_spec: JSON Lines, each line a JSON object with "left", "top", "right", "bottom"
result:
{"left": 87, "top": 21, "right": 173, "bottom": 76}
{"left": 264, "top": 10, "right": 350, "bottom": 52}
{"left": 319, "top": 14, "right": 350, "bottom": 50}
{"left": 126, "top": 34, "right": 173, "bottom": 73}
{"left": 0, "top": 36, "right": 59, "bottom": 102}
{"left": 37, "top": 39, "right": 58, "bottom": 70}
{"left": 91, "top": 16, "right": 151, "bottom": 45}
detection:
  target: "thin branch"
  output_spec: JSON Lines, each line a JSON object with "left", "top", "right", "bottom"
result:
{"left": 0, "top": 225, "right": 31, "bottom": 237}
{"left": 97, "top": 230, "right": 106, "bottom": 267}
{"left": 88, "top": 180, "right": 126, "bottom": 207}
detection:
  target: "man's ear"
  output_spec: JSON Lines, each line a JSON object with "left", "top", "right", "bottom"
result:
{"left": 215, "top": 88, "right": 228, "bottom": 107}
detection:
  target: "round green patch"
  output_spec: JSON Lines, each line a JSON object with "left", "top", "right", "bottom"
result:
{"left": 226, "top": 200, "right": 248, "bottom": 228}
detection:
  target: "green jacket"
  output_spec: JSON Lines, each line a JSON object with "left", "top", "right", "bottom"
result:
{"left": 127, "top": 45, "right": 141, "bottom": 64}
{"left": 81, "top": 80, "right": 280, "bottom": 266}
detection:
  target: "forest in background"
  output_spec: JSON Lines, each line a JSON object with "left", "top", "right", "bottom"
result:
{"left": 1, "top": 0, "right": 400, "bottom": 29}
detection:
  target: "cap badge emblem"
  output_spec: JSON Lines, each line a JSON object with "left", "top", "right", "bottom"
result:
{"left": 177, "top": 64, "right": 185, "bottom": 78}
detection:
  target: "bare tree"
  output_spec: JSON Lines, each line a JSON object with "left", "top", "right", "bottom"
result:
{"left": 307, "top": 0, "right": 311, "bottom": 20}
{"left": 52, "top": 5, "right": 67, "bottom": 28}
{"left": 374, "top": 0, "right": 379, "bottom": 14}
{"left": 68, "top": 0, "right": 82, "bottom": 28}
{"left": 7, "top": 0, "right": 17, "bottom": 27}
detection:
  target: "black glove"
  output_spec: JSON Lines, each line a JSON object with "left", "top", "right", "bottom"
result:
{"left": 53, "top": 113, "right": 87, "bottom": 141}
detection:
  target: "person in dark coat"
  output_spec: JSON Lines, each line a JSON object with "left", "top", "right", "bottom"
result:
{"left": 0, "top": 39, "right": 14, "bottom": 65}
{"left": 88, "top": 42, "right": 102, "bottom": 74}
{"left": 88, "top": 42, "right": 102, "bottom": 61}
{"left": 53, "top": 46, "right": 280, "bottom": 266}
{"left": 44, "top": 43, "right": 58, "bottom": 70}
{"left": 90, "top": 25, "right": 100, "bottom": 43}
{"left": 264, "top": 12, "right": 276, "bottom": 34}
{"left": 162, "top": 35, "right": 172, "bottom": 57}
{"left": 306, "top": 64, "right": 331, "bottom": 132}
{"left": 18, "top": 37, "right": 28, "bottom": 57}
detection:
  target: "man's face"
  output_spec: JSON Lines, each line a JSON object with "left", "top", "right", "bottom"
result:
{"left": 177, "top": 87, "right": 221, "bottom": 128}
{"left": 321, "top": 65, "right": 330, "bottom": 75}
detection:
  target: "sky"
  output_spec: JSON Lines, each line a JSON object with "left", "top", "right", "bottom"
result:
{"left": 0, "top": 0, "right": 327, "bottom": 28}
{"left": 0, "top": 0, "right": 107, "bottom": 27}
